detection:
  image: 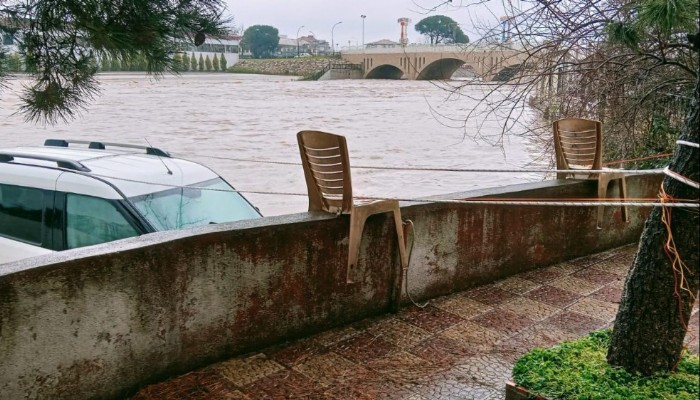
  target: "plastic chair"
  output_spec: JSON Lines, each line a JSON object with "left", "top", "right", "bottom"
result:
{"left": 553, "top": 118, "right": 628, "bottom": 229}
{"left": 297, "top": 130, "right": 408, "bottom": 283}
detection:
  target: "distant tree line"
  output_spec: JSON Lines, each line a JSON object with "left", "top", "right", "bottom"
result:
{"left": 4, "top": 52, "right": 231, "bottom": 73}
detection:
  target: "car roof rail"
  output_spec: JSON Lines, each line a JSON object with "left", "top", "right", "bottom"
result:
{"left": 0, "top": 152, "right": 92, "bottom": 172}
{"left": 44, "top": 139, "right": 171, "bottom": 158}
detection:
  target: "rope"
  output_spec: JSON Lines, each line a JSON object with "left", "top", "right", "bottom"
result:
{"left": 602, "top": 153, "right": 672, "bottom": 166}
{"left": 403, "top": 220, "right": 428, "bottom": 309}
{"left": 192, "top": 154, "right": 662, "bottom": 175}
{"left": 663, "top": 167, "right": 700, "bottom": 189}
{"left": 53, "top": 167, "right": 700, "bottom": 208}
{"left": 659, "top": 184, "right": 696, "bottom": 335}
{"left": 676, "top": 140, "right": 699, "bottom": 149}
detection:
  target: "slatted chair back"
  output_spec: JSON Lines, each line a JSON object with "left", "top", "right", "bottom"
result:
{"left": 552, "top": 118, "right": 628, "bottom": 229}
{"left": 553, "top": 118, "right": 603, "bottom": 179}
{"left": 297, "top": 130, "right": 354, "bottom": 214}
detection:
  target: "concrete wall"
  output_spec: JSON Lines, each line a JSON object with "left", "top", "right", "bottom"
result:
{"left": 0, "top": 175, "right": 660, "bottom": 399}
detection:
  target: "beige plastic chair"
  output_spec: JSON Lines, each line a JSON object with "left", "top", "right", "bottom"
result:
{"left": 297, "top": 130, "right": 408, "bottom": 283}
{"left": 553, "top": 118, "right": 628, "bottom": 229}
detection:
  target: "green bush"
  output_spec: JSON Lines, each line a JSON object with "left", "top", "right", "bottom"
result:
{"left": 7, "top": 53, "right": 22, "bottom": 72}
{"left": 205, "top": 54, "right": 212, "bottom": 71}
{"left": 212, "top": 53, "right": 219, "bottom": 71}
{"left": 198, "top": 54, "right": 204, "bottom": 71}
{"left": 513, "top": 330, "right": 699, "bottom": 400}
{"left": 219, "top": 52, "right": 227, "bottom": 70}
{"left": 111, "top": 57, "right": 120, "bottom": 71}
{"left": 101, "top": 56, "right": 110, "bottom": 72}
{"left": 180, "top": 53, "right": 189, "bottom": 72}
{"left": 190, "top": 52, "right": 197, "bottom": 71}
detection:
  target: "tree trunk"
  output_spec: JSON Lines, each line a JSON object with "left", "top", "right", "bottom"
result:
{"left": 607, "top": 73, "right": 700, "bottom": 375}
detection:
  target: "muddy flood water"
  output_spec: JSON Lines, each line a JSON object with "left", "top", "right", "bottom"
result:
{"left": 0, "top": 73, "right": 546, "bottom": 216}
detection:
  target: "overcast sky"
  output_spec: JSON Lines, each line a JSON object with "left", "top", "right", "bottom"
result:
{"left": 225, "top": 1, "right": 506, "bottom": 49}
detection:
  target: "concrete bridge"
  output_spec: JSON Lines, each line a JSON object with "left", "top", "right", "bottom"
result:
{"left": 341, "top": 44, "right": 527, "bottom": 81}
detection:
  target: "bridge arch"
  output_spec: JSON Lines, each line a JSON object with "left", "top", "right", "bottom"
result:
{"left": 416, "top": 58, "right": 465, "bottom": 80}
{"left": 365, "top": 64, "right": 405, "bottom": 79}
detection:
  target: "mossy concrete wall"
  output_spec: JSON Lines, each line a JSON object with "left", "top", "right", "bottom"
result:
{"left": 231, "top": 58, "right": 353, "bottom": 77}
{"left": 0, "top": 175, "right": 661, "bottom": 399}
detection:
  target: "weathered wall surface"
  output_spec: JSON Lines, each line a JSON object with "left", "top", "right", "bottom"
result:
{"left": 231, "top": 58, "right": 353, "bottom": 77}
{"left": 0, "top": 175, "right": 660, "bottom": 399}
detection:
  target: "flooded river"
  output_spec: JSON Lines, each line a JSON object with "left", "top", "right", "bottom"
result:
{"left": 0, "top": 73, "right": 545, "bottom": 216}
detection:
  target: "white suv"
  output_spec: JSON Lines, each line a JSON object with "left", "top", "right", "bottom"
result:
{"left": 0, "top": 139, "right": 261, "bottom": 264}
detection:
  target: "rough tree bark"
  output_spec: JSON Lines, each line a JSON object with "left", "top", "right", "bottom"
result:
{"left": 607, "top": 72, "right": 699, "bottom": 375}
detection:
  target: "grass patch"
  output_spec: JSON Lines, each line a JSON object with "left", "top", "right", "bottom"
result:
{"left": 513, "top": 330, "right": 699, "bottom": 400}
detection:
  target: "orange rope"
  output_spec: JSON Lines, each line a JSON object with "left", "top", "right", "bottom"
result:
{"left": 603, "top": 152, "right": 673, "bottom": 166}
{"left": 659, "top": 184, "right": 696, "bottom": 334}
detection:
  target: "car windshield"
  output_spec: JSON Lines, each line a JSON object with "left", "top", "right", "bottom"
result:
{"left": 129, "top": 178, "right": 261, "bottom": 231}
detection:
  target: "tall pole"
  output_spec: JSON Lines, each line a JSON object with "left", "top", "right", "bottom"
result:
{"left": 331, "top": 21, "right": 342, "bottom": 56}
{"left": 296, "top": 25, "right": 305, "bottom": 56}
{"left": 360, "top": 15, "right": 366, "bottom": 48}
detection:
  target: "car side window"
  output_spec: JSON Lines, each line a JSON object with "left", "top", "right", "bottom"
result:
{"left": 65, "top": 194, "right": 139, "bottom": 249}
{"left": 0, "top": 183, "right": 45, "bottom": 245}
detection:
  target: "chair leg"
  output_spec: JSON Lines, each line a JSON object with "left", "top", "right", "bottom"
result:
{"left": 596, "top": 175, "right": 612, "bottom": 230}
{"left": 619, "top": 176, "right": 629, "bottom": 222}
{"left": 347, "top": 208, "right": 370, "bottom": 284}
{"left": 391, "top": 207, "right": 409, "bottom": 268}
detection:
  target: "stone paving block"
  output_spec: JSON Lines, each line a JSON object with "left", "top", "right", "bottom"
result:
{"left": 493, "top": 276, "right": 542, "bottom": 294}
{"left": 499, "top": 297, "right": 560, "bottom": 321}
{"left": 553, "top": 261, "right": 583, "bottom": 275}
{"left": 592, "top": 259, "right": 632, "bottom": 277}
{"left": 441, "top": 321, "right": 507, "bottom": 352}
{"left": 408, "top": 334, "right": 480, "bottom": 367}
{"left": 590, "top": 285, "right": 623, "bottom": 304}
{"left": 520, "top": 265, "right": 569, "bottom": 283}
{"left": 448, "top": 354, "right": 513, "bottom": 389}
{"left": 567, "top": 297, "right": 619, "bottom": 322}
{"left": 549, "top": 275, "right": 604, "bottom": 295}
{"left": 365, "top": 351, "right": 446, "bottom": 384}
{"left": 325, "top": 365, "right": 415, "bottom": 400}
{"left": 214, "top": 353, "right": 285, "bottom": 387}
{"left": 131, "top": 370, "right": 245, "bottom": 400}
{"left": 242, "top": 369, "right": 326, "bottom": 399}
{"left": 313, "top": 325, "right": 362, "bottom": 347}
{"left": 608, "top": 277, "right": 627, "bottom": 290}
{"left": 414, "top": 380, "right": 500, "bottom": 400}
{"left": 543, "top": 311, "right": 607, "bottom": 336}
{"left": 264, "top": 337, "right": 326, "bottom": 368}
{"left": 464, "top": 285, "right": 520, "bottom": 306}
{"left": 292, "top": 352, "right": 358, "bottom": 387}
{"left": 398, "top": 305, "right": 466, "bottom": 333}
{"left": 524, "top": 285, "right": 581, "bottom": 308}
{"left": 573, "top": 267, "right": 622, "bottom": 285}
{"left": 365, "top": 317, "right": 432, "bottom": 348}
{"left": 333, "top": 331, "right": 398, "bottom": 364}
{"left": 432, "top": 296, "right": 493, "bottom": 319}
{"left": 471, "top": 309, "right": 535, "bottom": 336}
{"left": 492, "top": 324, "right": 571, "bottom": 363}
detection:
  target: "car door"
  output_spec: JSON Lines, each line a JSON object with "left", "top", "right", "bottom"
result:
{"left": 0, "top": 182, "right": 56, "bottom": 264}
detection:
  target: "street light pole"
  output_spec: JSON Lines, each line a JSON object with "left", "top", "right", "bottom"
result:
{"left": 296, "top": 25, "right": 305, "bottom": 57}
{"left": 360, "top": 15, "right": 366, "bottom": 48}
{"left": 331, "top": 21, "right": 342, "bottom": 56}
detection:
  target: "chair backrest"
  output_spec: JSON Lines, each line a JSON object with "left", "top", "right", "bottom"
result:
{"left": 297, "top": 130, "right": 354, "bottom": 213}
{"left": 552, "top": 118, "right": 603, "bottom": 177}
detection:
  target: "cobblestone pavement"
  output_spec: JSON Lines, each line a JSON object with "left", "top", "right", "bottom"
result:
{"left": 133, "top": 245, "right": 700, "bottom": 400}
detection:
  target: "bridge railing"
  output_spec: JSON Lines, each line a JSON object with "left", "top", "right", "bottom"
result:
{"left": 341, "top": 43, "right": 524, "bottom": 55}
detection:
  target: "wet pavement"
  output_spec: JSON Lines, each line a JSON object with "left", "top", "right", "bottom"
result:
{"left": 133, "top": 244, "right": 699, "bottom": 399}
